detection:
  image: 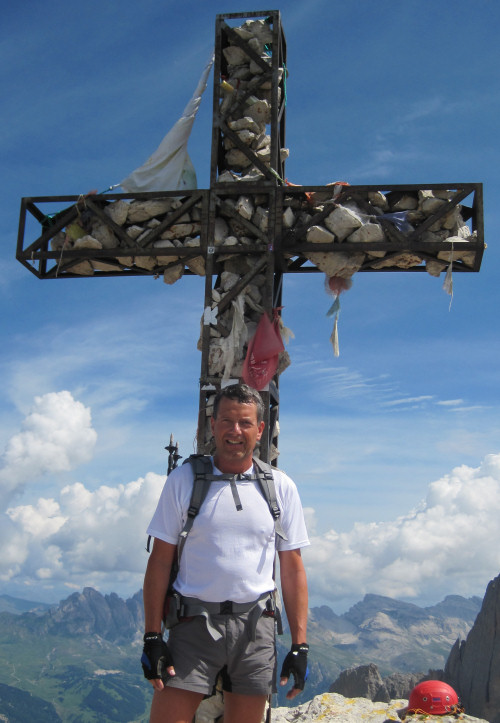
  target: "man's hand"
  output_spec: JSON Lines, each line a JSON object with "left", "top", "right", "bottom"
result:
{"left": 141, "top": 632, "right": 175, "bottom": 689}
{"left": 280, "top": 643, "right": 309, "bottom": 699}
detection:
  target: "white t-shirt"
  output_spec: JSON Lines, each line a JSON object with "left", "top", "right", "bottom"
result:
{"left": 147, "top": 459, "right": 310, "bottom": 603}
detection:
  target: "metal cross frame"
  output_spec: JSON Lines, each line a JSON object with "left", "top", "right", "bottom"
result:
{"left": 16, "top": 10, "right": 485, "bottom": 464}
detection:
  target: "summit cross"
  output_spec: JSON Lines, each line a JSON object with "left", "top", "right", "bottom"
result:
{"left": 16, "top": 10, "right": 484, "bottom": 463}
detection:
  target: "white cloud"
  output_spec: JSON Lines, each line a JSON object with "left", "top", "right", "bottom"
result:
{"left": 303, "top": 453, "right": 500, "bottom": 606}
{"left": 4, "top": 472, "right": 165, "bottom": 593}
{"left": 0, "top": 391, "right": 97, "bottom": 505}
{"left": 2, "top": 392, "right": 500, "bottom": 608}
{"left": 382, "top": 395, "right": 434, "bottom": 407}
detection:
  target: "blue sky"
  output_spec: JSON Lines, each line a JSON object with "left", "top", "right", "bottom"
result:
{"left": 1, "top": 0, "right": 500, "bottom": 612}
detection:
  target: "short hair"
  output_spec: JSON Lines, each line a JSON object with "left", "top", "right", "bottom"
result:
{"left": 212, "top": 384, "right": 265, "bottom": 424}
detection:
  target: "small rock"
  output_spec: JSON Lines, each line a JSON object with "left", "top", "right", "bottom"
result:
{"left": 307, "top": 250, "right": 365, "bottom": 277}
{"left": 306, "top": 225, "right": 335, "bottom": 244}
{"left": 222, "top": 45, "right": 249, "bottom": 66}
{"left": 235, "top": 195, "right": 254, "bottom": 220}
{"left": 163, "top": 264, "right": 184, "bottom": 285}
{"left": 104, "top": 199, "right": 129, "bottom": 226}
{"left": 127, "top": 199, "right": 173, "bottom": 223}
{"left": 325, "top": 205, "right": 362, "bottom": 241}
{"left": 347, "top": 222, "right": 385, "bottom": 244}
{"left": 73, "top": 235, "right": 102, "bottom": 250}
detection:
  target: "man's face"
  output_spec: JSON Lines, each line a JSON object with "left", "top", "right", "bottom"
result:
{"left": 211, "top": 397, "right": 265, "bottom": 473}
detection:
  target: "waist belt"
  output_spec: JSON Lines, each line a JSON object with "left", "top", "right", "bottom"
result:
{"left": 179, "top": 590, "right": 274, "bottom": 641}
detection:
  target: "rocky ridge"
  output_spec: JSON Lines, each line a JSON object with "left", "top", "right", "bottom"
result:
{"left": 444, "top": 573, "right": 500, "bottom": 723}
{"left": 271, "top": 692, "right": 488, "bottom": 722}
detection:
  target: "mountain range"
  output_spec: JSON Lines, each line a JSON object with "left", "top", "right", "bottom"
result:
{"left": 0, "top": 588, "right": 482, "bottom": 722}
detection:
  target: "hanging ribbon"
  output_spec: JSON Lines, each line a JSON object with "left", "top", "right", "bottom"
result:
{"left": 325, "top": 275, "right": 352, "bottom": 358}
{"left": 326, "top": 296, "right": 341, "bottom": 357}
{"left": 442, "top": 241, "right": 454, "bottom": 310}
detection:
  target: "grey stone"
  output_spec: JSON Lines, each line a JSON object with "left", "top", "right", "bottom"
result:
{"left": 329, "top": 662, "right": 384, "bottom": 700}
{"left": 347, "top": 222, "right": 385, "bottom": 244}
{"left": 306, "top": 225, "right": 335, "bottom": 244}
{"left": 324, "top": 205, "right": 362, "bottom": 241}
{"left": 444, "top": 572, "right": 500, "bottom": 722}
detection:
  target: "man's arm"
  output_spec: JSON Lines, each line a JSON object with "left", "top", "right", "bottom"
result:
{"left": 279, "top": 548, "right": 308, "bottom": 644}
{"left": 278, "top": 548, "right": 308, "bottom": 699}
{"left": 143, "top": 538, "right": 177, "bottom": 689}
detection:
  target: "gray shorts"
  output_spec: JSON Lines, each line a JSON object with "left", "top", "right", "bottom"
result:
{"left": 165, "top": 610, "right": 276, "bottom": 696}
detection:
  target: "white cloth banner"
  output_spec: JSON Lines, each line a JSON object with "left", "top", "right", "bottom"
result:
{"left": 120, "top": 53, "right": 214, "bottom": 193}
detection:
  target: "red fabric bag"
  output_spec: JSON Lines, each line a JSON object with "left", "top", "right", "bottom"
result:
{"left": 242, "top": 311, "right": 284, "bottom": 390}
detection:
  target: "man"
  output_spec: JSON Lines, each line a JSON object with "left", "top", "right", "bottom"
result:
{"left": 142, "top": 384, "right": 309, "bottom": 723}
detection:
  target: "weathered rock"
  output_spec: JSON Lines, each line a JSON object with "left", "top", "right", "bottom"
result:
{"left": 306, "top": 225, "right": 335, "bottom": 244}
{"left": 419, "top": 190, "right": 447, "bottom": 214}
{"left": 426, "top": 258, "right": 448, "bottom": 277}
{"left": 437, "top": 237, "right": 476, "bottom": 267}
{"left": 126, "top": 224, "right": 144, "bottom": 241}
{"left": 91, "top": 260, "right": 122, "bottom": 273}
{"left": 222, "top": 45, "right": 249, "bottom": 67}
{"left": 370, "top": 252, "right": 423, "bottom": 270}
{"left": 104, "top": 199, "right": 129, "bottom": 226}
{"left": 90, "top": 220, "right": 118, "bottom": 248}
{"left": 325, "top": 205, "right": 362, "bottom": 241}
{"left": 444, "top": 572, "right": 500, "bottom": 723}
{"left": 375, "top": 671, "right": 425, "bottom": 703}
{"left": 252, "top": 206, "right": 268, "bottom": 231}
{"left": 153, "top": 239, "right": 179, "bottom": 265}
{"left": 391, "top": 194, "right": 418, "bottom": 211}
{"left": 73, "top": 235, "right": 102, "bottom": 250}
{"left": 226, "top": 148, "right": 253, "bottom": 168}
{"left": 270, "top": 692, "right": 488, "bottom": 723}
{"left": 163, "top": 264, "right": 184, "bottom": 285}
{"left": 307, "top": 250, "right": 365, "bottom": 277}
{"left": 368, "top": 191, "right": 389, "bottom": 211}
{"left": 69, "top": 260, "right": 94, "bottom": 276}
{"left": 127, "top": 199, "right": 173, "bottom": 223}
{"left": 213, "top": 217, "right": 229, "bottom": 245}
{"left": 245, "top": 98, "right": 271, "bottom": 125}
{"left": 236, "top": 195, "right": 254, "bottom": 220}
{"left": 227, "top": 116, "right": 262, "bottom": 135}
{"left": 133, "top": 255, "right": 156, "bottom": 271}
{"left": 329, "top": 663, "right": 384, "bottom": 700}
{"left": 347, "top": 222, "right": 385, "bottom": 244}
{"left": 185, "top": 238, "right": 205, "bottom": 276}
{"left": 161, "top": 222, "right": 200, "bottom": 240}
{"left": 283, "top": 206, "right": 295, "bottom": 228}
{"left": 116, "top": 255, "right": 134, "bottom": 267}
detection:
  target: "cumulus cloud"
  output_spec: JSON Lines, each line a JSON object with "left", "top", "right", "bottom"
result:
{"left": 0, "top": 391, "right": 97, "bottom": 506}
{"left": 303, "top": 453, "right": 500, "bottom": 606}
{"left": 3, "top": 472, "right": 165, "bottom": 594}
{"left": 2, "top": 394, "right": 500, "bottom": 607}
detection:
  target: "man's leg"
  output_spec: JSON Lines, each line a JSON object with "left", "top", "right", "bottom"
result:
{"left": 150, "top": 686, "right": 204, "bottom": 723}
{"left": 223, "top": 691, "right": 268, "bottom": 723}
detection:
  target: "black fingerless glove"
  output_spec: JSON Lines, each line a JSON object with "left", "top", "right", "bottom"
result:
{"left": 280, "top": 643, "right": 309, "bottom": 690}
{"left": 141, "top": 632, "right": 174, "bottom": 682}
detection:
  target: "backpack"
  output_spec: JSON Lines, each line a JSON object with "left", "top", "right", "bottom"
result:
{"left": 147, "top": 454, "right": 287, "bottom": 629}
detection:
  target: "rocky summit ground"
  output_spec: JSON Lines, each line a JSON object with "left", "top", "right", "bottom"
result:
{"left": 271, "top": 692, "right": 490, "bottom": 722}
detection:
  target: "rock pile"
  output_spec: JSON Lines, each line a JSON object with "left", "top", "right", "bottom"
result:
{"left": 285, "top": 185, "right": 477, "bottom": 278}
{"left": 271, "top": 692, "right": 488, "bottom": 722}
{"left": 218, "top": 18, "right": 288, "bottom": 181}
{"left": 49, "top": 184, "right": 477, "bottom": 280}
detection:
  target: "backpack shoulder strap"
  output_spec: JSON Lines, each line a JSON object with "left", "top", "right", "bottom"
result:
{"left": 177, "top": 455, "right": 214, "bottom": 560}
{"left": 252, "top": 457, "right": 288, "bottom": 541}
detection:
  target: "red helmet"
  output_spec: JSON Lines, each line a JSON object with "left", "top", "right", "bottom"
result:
{"left": 408, "top": 680, "right": 460, "bottom": 715}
